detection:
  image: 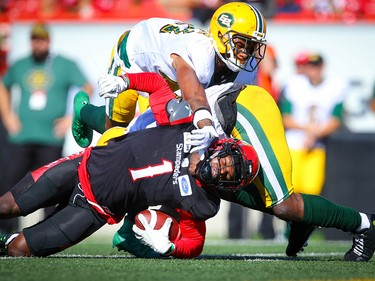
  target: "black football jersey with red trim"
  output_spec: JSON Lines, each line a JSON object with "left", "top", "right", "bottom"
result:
{"left": 87, "top": 123, "right": 220, "bottom": 220}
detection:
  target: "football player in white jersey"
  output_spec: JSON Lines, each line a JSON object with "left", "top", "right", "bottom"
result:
{"left": 71, "top": 2, "right": 267, "bottom": 150}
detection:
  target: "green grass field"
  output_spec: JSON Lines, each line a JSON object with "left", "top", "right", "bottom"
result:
{"left": 1, "top": 236, "right": 374, "bottom": 281}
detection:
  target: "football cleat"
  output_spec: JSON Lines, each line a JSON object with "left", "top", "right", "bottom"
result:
{"left": 344, "top": 214, "right": 375, "bottom": 262}
{"left": 0, "top": 233, "right": 19, "bottom": 256}
{"left": 286, "top": 221, "right": 316, "bottom": 257}
{"left": 71, "top": 91, "right": 93, "bottom": 148}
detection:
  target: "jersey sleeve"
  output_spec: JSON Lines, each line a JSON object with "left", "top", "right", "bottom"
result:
{"left": 127, "top": 72, "right": 193, "bottom": 126}
{"left": 126, "top": 73, "right": 175, "bottom": 125}
{"left": 171, "top": 210, "right": 206, "bottom": 258}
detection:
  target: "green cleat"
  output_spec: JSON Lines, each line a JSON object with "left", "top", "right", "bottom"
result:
{"left": 72, "top": 91, "right": 93, "bottom": 148}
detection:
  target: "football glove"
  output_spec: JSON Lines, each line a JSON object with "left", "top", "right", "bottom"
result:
{"left": 186, "top": 125, "right": 218, "bottom": 156}
{"left": 98, "top": 74, "right": 129, "bottom": 98}
{"left": 133, "top": 214, "right": 175, "bottom": 256}
{"left": 113, "top": 218, "right": 161, "bottom": 258}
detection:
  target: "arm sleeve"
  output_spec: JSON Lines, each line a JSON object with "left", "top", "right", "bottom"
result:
{"left": 126, "top": 73, "right": 175, "bottom": 125}
{"left": 171, "top": 210, "right": 206, "bottom": 259}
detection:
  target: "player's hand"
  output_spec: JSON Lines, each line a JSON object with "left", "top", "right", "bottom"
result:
{"left": 133, "top": 214, "right": 175, "bottom": 256}
{"left": 186, "top": 125, "right": 218, "bottom": 155}
{"left": 98, "top": 74, "right": 129, "bottom": 98}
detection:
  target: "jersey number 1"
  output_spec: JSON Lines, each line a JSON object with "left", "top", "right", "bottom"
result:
{"left": 129, "top": 159, "right": 173, "bottom": 182}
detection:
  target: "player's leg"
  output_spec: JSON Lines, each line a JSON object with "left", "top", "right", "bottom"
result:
{"left": 72, "top": 89, "right": 140, "bottom": 148}
{"left": 282, "top": 193, "right": 375, "bottom": 261}
{"left": 0, "top": 191, "right": 22, "bottom": 218}
{"left": 232, "top": 85, "right": 294, "bottom": 209}
{"left": 72, "top": 28, "right": 148, "bottom": 148}
{"left": 284, "top": 148, "right": 326, "bottom": 256}
{"left": 3, "top": 182, "right": 106, "bottom": 257}
{"left": 3, "top": 190, "right": 106, "bottom": 257}
{"left": 266, "top": 165, "right": 373, "bottom": 261}
{"left": 0, "top": 155, "right": 81, "bottom": 222}
{"left": 231, "top": 86, "right": 375, "bottom": 260}
{"left": 13, "top": 156, "right": 82, "bottom": 215}
{"left": 0, "top": 157, "right": 82, "bottom": 256}
{"left": 288, "top": 193, "right": 374, "bottom": 261}
{"left": 0, "top": 232, "right": 30, "bottom": 256}
{"left": 229, "top": 85, "right": 297, "bottom": 243}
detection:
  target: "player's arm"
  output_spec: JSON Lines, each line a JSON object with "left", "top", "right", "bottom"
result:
{"left": 132, "top": 209, "right": 206, "bottom": 259}
{"left": 171, "top": 54, "right": 213, "bottom": 129}
{"left": 171, "top": 54, "right": 218, "bottom": 153}
{"left": 126, "top": 73, "right": 190, "bottom": 125}
{"left": 171, "top": 210, "right": 206, "bottom": 259}
{"left": 99, "top": 72, "right": 178, "bottom": 125}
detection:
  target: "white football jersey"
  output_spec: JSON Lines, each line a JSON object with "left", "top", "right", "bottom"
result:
{"left": 111, "top": 18, "right": 216, "bottom": 90}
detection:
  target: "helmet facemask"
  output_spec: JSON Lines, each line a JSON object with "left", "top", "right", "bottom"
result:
{"left": 215, "top": 30, "right": 266, "bottom": 72}
{"left": 209, "top": 2, "right": 267, "bottom": 73}
{"left": 196, "top": 140, "right": 256, "bottom": 192}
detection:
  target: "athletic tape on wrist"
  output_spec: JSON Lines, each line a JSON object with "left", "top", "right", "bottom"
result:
{"left": 193, "top": 108, "right": 212, "bottom": 128}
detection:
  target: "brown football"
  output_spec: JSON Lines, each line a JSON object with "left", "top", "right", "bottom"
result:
{"left": 134, "top": 209, "right": 181, "bottom": 243}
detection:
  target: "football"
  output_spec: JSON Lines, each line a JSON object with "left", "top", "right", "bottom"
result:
{"left": 135, "top": 209, "right": 181, "bottom": 243}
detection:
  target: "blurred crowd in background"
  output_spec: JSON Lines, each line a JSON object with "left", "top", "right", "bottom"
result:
{"left": 0, "top": 0, "right": 374, "bottom": 77}
{"left": 0, "top": 0, "right": 374, "bottom": 23}
{"left": 0, "top": 0, "right": 373, "bottom": 82}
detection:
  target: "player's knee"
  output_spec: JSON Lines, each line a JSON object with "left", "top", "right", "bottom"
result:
{"left": 0, "top": 192, "right": 19, "bottom": 216}
{"left": 272, "top": 203, "right": 289, "bottom": 220}
{"left": 272, "top": 193, "right": 304, "bottom": 221}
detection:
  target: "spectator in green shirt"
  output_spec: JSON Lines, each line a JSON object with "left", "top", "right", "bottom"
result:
{"left": 0, "top": 22, "right": 93, "bottom": 234}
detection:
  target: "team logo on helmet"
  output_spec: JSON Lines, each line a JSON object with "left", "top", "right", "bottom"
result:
{"left": 217, "top": 13, "right": 234, "bottom": 28}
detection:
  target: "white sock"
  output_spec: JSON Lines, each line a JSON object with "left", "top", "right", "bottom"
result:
{"left": 356, "top": 213, "right": 370, "bottom": 233}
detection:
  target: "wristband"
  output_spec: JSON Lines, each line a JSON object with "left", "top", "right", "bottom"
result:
{"left": 193, "top": 108, "right": 212, "bottom": 128}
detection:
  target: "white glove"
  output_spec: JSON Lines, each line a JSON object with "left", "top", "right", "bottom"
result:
{"left": 186, "top": 125, "right": 218, "bottom": 155}
{"left": 98, "top": 74, "right": 129, "bottom": 98}
{"left": 133, "top": 214, "right": 174, "bottom": 255}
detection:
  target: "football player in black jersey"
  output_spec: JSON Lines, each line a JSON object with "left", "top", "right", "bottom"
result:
{"left": 0, "top": 73, "right": 259, "bottom": 258}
